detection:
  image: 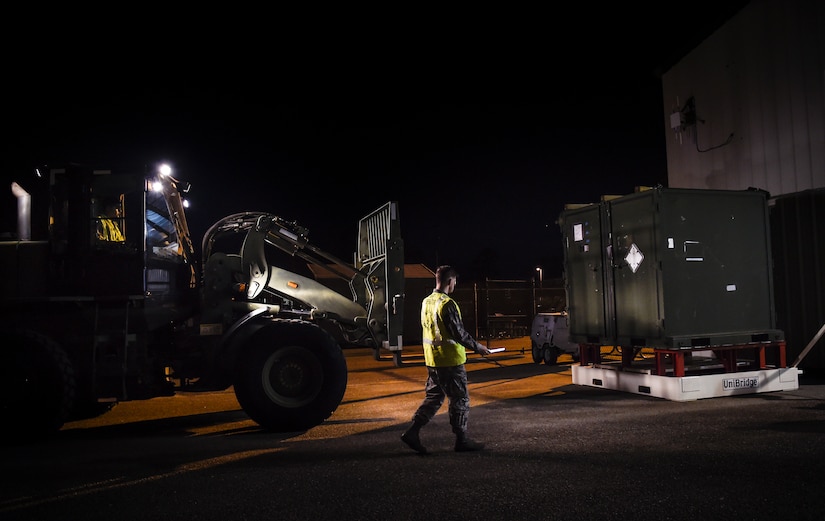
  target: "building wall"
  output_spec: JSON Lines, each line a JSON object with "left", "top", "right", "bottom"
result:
{"left": 662, "top": 0, "right": 825, "bottom": 194}
{"left": 662, "top": 0, "right": 825, "bottom": 370}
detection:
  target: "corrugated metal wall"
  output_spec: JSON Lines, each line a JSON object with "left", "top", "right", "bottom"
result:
{"left": 661, "top": 0, "right": 825, "bottom": 370}
{"left": 770, "top": 188, "right": 825, "bottom": 370}
{"left": 662, "top": 0, "right": 825, "bottom": 194}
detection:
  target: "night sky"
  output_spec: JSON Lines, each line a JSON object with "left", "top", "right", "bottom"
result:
{"left": 2, "top": 3, "right": 749, "bottom": 282}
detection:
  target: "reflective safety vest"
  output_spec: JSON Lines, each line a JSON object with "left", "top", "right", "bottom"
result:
{"left": 421, "top": 291, "right": 466, "bottom": 367}
{"left": 98, "top": 218, "right": 125, "bottom": 242}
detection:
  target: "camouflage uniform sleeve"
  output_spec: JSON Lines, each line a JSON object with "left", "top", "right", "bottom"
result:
{"left": 442, "top": 300, "right": 485, "bottom": 353}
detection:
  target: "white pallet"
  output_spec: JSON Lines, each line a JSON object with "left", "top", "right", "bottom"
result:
{"left": 571, "top": 364, "right": 800, "bottom": 401}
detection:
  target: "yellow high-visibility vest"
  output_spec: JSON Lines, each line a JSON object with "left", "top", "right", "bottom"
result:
{"left": 97, "top": 218, "right": 125, "bottom": 242}
{"left": 421, "top": 291, "right": 466, "bottom": 367}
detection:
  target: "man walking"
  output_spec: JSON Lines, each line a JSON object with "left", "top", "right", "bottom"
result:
{"left": 401, "top": 265, "right": 492, "bottom": 454}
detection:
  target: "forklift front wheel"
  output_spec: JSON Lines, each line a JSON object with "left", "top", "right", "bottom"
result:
{"left": 233, "top": 320, "right": 347, "bottom": 432}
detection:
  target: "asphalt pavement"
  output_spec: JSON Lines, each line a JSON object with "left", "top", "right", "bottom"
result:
{"left": 2, "top": 339, "right": 824, "bottom": 521}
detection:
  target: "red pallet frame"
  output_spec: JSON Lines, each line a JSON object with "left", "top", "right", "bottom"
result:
{"left": 654, "top": 341, "right": 787, "bottom": 377}
{"left": 578, "top": 341, "right": 787, "bottom": 378}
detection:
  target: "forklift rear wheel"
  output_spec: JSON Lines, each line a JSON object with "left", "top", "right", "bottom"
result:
{"left": 2, "top": 329, "right": 76, "bottom": 441}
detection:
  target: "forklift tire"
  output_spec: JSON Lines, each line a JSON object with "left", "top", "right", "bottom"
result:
{"left": 233, "top": 320, "right": 348, "bottom": 432}
{"left": 1, "top": 329, "right": 76, "bottom": 442}
{"left": 531, "top": 342, "right": 543, "bottom": 364}
{"left": 542, "top": 345, "right": 560, "bottom": 365}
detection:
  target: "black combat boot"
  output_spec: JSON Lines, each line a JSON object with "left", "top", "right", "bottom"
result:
{"left": 454, "top": 434, "right": 484, "bottom": 452}
{"left": 401, "top": 421, "right": 428, "bottom": 454}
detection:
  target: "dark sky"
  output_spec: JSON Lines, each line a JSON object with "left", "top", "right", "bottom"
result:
{"left": 3, "top": 3, "right": 749, "bottom": 281}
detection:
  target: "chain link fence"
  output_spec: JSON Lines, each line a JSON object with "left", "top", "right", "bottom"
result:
{"left": 449, "top": 279, "right": 566, "bottom": 341}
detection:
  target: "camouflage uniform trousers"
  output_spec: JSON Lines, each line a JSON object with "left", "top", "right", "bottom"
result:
{"left": 411, "top": 364, "right": 470, "bottom": 436}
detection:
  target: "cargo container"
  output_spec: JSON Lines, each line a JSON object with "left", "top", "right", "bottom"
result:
{"left": 560, "top": 187, "right": 783, "bottom": 350}
{"left": 559, "top": 187, "right": 796, "bottom": 400}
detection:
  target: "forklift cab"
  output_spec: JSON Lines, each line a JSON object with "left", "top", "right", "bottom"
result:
{"left": 94, "top": 195, "right": 126, "bottom": 243}
{"left": 44, "top": 164, "right": 196, "bottom": 301}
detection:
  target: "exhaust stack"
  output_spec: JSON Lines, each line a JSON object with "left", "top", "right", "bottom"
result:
{"left": 11, "top": 182, "right": 30, "bottom": 241}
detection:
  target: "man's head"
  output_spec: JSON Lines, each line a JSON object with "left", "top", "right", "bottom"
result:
{"left": 435, "top": 265, "right": 458, "bottom": 294}
{"left": 100, "top": 197, "right": 122, "bottom": 218}
{"left": 105, "top": 203, "right": 121, "bottom": 218}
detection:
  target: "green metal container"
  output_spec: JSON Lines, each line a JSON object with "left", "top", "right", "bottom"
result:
{"left": 558, "top": 202, "right": 614, "bottom": 344}
{"left": 560, "top": 187, "right": 784, "bottom": 349}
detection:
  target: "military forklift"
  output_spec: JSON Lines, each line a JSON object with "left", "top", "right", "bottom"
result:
{"left": 0, "top": 162, "right": 405, "bottom": 439}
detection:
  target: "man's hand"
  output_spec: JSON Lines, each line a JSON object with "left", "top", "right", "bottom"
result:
{"left": 476, "top": 344, "right": 492, "bottom": 356}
